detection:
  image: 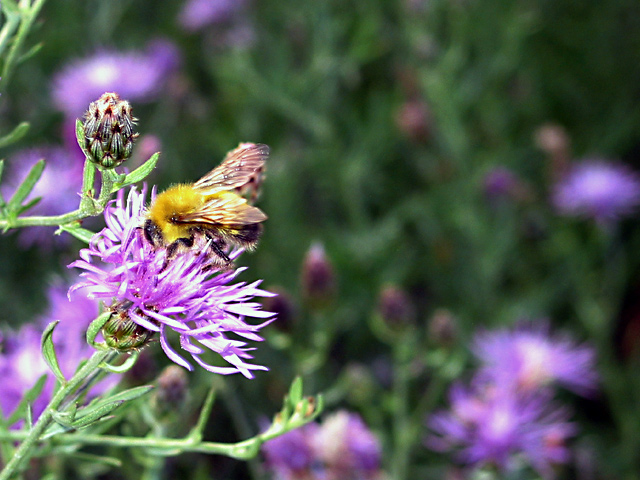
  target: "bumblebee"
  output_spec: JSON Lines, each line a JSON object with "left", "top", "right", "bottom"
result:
{"left": 144, "top": 143, "right": 269, "bottom": 267}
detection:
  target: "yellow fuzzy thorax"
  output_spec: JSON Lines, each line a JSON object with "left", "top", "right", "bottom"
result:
{"left": 147, "top": 183, "right": 205, "bottom": 244}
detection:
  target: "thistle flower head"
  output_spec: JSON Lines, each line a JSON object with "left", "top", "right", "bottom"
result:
{"left": 552, "top": 159, "right": 640, "bottom": 224}
{"left": 69, "top": 187, "right": 276, "bottom": 378}
{"left": 427, "top": 382, "right": 576, "bottom": 478}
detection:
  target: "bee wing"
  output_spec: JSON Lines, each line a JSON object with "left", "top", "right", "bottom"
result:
{"left": 193, "top": 143, "right": 269, "bottom": 195}
{"left": 176, "top": 195, "right": 267, "bottom": 225}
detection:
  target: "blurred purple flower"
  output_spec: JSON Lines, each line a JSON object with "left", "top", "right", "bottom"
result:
{"left": 427, "top": 382, "right": 576, "bottom": 478}
{"left": 0, "top": 146, "right": 83, "bottom": 248}
{"left": 262, "top": 422, "right": 320, "bottom": 480}
{"left": 69, "top": 187, "right": 276, "bottom": 378}
{"left": 473, "top": 322, "right": 598, "bottom": 396}
{"left": 178, "top": 0, "right": 246, "bottom": 32}
{"left": 552, "top": 159, "right": 640, "bottom": 223}
{"left": 0, "top": 280, "right": 113, "bottom": 425}
{"left": 262, "top": 410, "right": 382, "bottom": 480}
{"left": 313, "top": 411, "right": 382, "bottom": 479}
{"left": 52, "top": 40, "right": 181, "bottom": 118}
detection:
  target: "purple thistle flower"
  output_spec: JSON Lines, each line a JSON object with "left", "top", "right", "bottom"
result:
{"left": 473, "top": 322, "right": 598, "bottom": 397}
{"left": 552, "top": 158, "right": 640, "bottom": 223}
{"left": 262, "top": 410, "right": 382, "bottom": 480}
{"left": 52, "top": 40, "right": 181, "bottom": 119}
{"left": 69, "top": 187, "right": 276, "bottom": 378}
{"left": 427, "top": 382, "right": 576, "bottom": 478}
{"left": 0, "top": 280, "right": 114, "bottom": 424}
{"left": 178, "top": 0, "right": 246, "bottom": 32}
{"left": 1, "top": 146, "right": 83, "bottom": 248}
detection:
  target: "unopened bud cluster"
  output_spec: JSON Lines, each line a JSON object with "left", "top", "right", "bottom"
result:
{"left": 83, "top": 92, "right": 138, "bottom": 168}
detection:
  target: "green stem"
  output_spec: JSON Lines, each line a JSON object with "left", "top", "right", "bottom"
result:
{"left": 1, "top": 0, "right": 48, "bottom": 87}
{"left": 389, "top": 331, "right": 415, "bottom": 480}
{"left": 0, "top": 350, "right": 112, "bottom": 480}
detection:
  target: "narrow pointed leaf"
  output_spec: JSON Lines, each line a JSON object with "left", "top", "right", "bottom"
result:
{"left": 91, "top": 385, "right": 154, "bottom": 406}
{"left": 76, "top": 119, "right": 91, "bottom": 159}
{"left": 86, "top": 311, "right": 112, "bottom": 348}
{"left": 41, "top": 321, "right": 66, "bottom": 384}
{"left": 0, "top": 122, "right": 29, "bottom": 149}
{"left": 18, "top": 42, "right": 43, "bottom": 64}
{"left": 6, "top": 159, "right": 44, "bottom": 213}
{"left": 51, "top": 410, "right": 76, "bottom": 428}
{"left": 288, "top": 377, "right": 303, "bottom": 404}
{"left": 71, "top": 401, "right": 123, "bottom": 429}
{"left": 58, "top": 223, "right": 96, "bottom": 244}
{"left": 99, "top": 350, "right": 139, "bottom": 373}
{"left": 114, "top": 152, "right": 160, "bottom": 190}
{"left": 190, "top": 385, "right": 216, "bottom": 440}
{"left": 16, "top": 196, "right": 41, "bottom": 215}
{"left": 66, "top": 452, "right": 122, "bottom": 468}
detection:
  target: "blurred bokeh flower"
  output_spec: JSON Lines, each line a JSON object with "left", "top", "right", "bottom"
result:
{"left": 178, "top": 0, "right": 246, "bottom": 32}
{"left": 0, "top": 279, "right": 112, "bottom": 424}
{"left": 427, "top": 382, "right": 576, "bottom": 478}
{"left": 262, "top": 422, "right": 319, "bottom": 480}
{"left": 69, "top": 187, "right": 276, "bottom": 377}
{"left": 552, "top": 159, "right": 640, "bottom": 224}
{"left": 473, "top": 322, "right": 598, "bottom": 396}
{"left": 262, "top": 410, "right": 382, "bottom": 480}
{"left": 0, "top": 146, "right": 83, "bottom": 248}
{"left": 52, "top": 40, "right": 181, "bottom": 119}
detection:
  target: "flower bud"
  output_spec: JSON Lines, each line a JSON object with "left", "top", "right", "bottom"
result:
{"left": 395, "top": 98, "right": 433, "bottom": 143}
{"left": 83, "top": 92, "right": 138, "bottom": 168}
{"left": 102, "top": 302, "right": 155, "bottom": 352}
{"left": 377, "top": 284, "right": 416, "bottom": 330}
{"left": 153, "top": 365, "right": 189, "bottom": 413}
{"left": 427, "top": 308, "right": 458, "bottom": 347}
{"left": 301, "top": 242, "right": 336, "bottom": 306}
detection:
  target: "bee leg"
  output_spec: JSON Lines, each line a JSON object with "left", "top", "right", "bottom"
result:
{"left": 166, "top": 236, "right": 194, "bottom": 258}
{"left": 201, "top": 231, "right": 233, "bottom": 269}
{"left": 144, "top": 219, "right": 164, "bottom": 247}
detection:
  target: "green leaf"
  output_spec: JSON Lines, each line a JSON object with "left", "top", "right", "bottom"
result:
{"left": 86, "top": 311, "right": 112, "bottom": 348}
{"left": 6, "top": 374, "right": 47, "bottom": 426}
{"left": 51, "top": 405, "right": 77, "bottom": 428}
{"left": 189, "top": 385, "right": 216, "bottom": 441}
{"left": 0, "top": 122, "right": 29, "bottom": 149}
{"left": 76, "top": 118, "right": 91, "bottom": 159}
{"left": 99, "top": 350, "right": 140, "bottom": 373}
{"left": 70, "top": 401, "right": 123, "bottom": 429}
{"left": 41, "top": 321, "right": 67, "bottom": 384}
{"left": 16, "top": 196, "right": 41, "bottom": 215}
{"left": 113, "top": 152, "right": 160, "bottom": 190}
{"left": 288, "top": 376, "right": 303, "bottom": 404}
{"left": 65, "top": 452, "right": 122, "bottom": 468}
{"left": 57, "top": 223, "right": 96, "bottom": 244}
{"left": 18, "top": 42, "right": 42, "bottom": 64}
{"left": 91, "top": 385, "right": 154, "bottom": 406}
{"left": 6, "top": 159, "right": 44, "bottom": 213}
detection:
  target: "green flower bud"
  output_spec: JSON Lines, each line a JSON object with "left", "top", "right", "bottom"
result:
{"left": 83, "top": 92, "right": 138, "bottom": 168}
{"left": 102, "top": 302, "right": 155, "bottom": 352}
